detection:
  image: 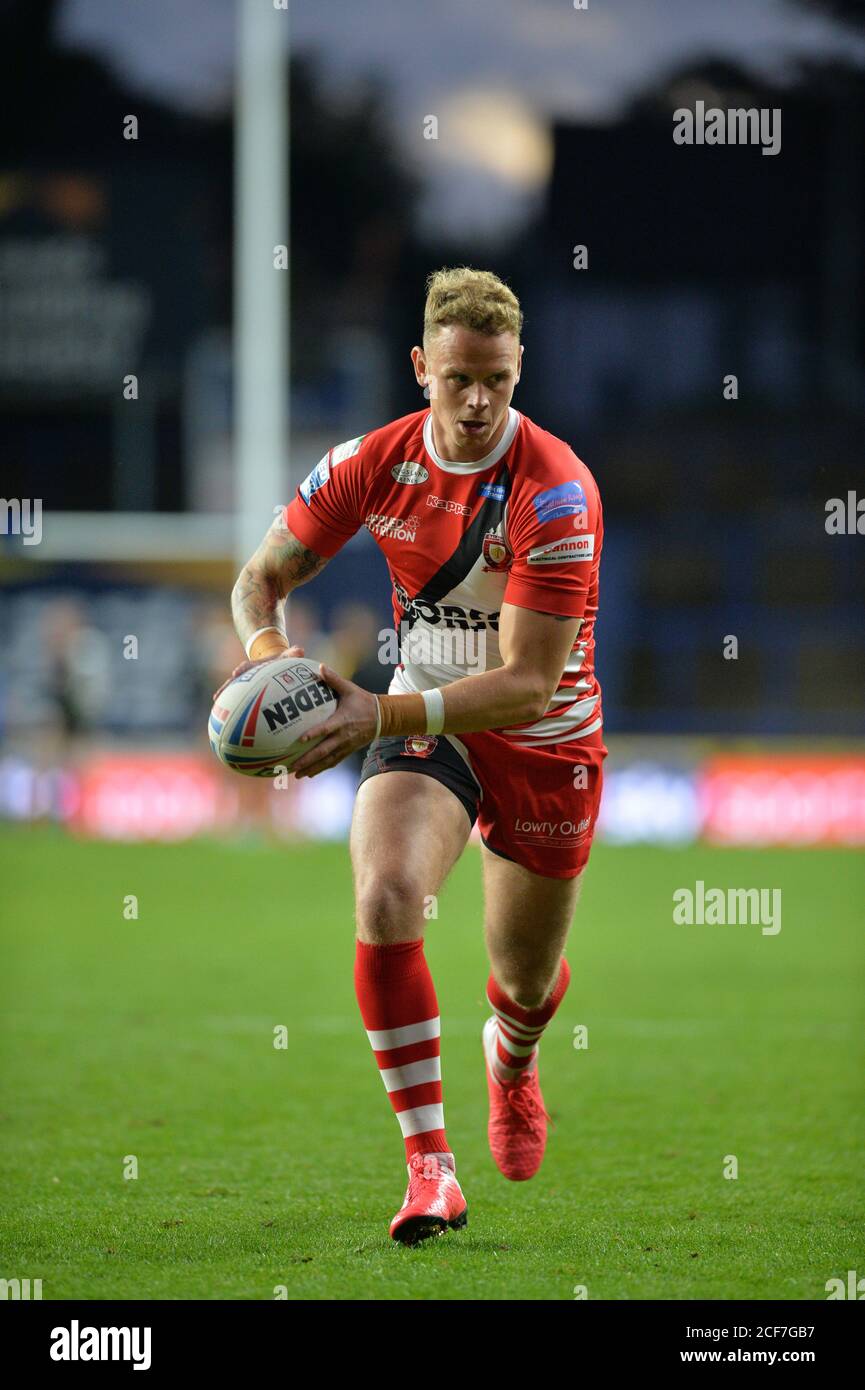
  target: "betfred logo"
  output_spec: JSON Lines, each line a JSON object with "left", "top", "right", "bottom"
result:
{"left": 482, "top": 528, "right": 512, "bottom": 572}
{"left": 527, "top": 534, "right": 594, "bottom": 565}
{"left": 404, "top": 735, "right": 438, "bottom": 758}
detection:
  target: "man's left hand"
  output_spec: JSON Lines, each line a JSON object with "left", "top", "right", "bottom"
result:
{"left": 291, "top": 664, "right": 379, "bottom": 777}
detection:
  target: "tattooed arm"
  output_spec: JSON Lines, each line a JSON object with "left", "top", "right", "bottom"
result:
{"left": 230, "top": 517, "right": 330, "bottom": 662}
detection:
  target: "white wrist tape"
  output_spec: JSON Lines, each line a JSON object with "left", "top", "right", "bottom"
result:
{"left": 422, "top": 687, "right": 446, "bottom": 735}
{"left": 244, "top": 626, "right": 285, "bottom": 659}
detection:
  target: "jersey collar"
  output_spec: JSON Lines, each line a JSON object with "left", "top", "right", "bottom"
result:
{"left": 422, "top": 406, "right": 520, "bottom": 475}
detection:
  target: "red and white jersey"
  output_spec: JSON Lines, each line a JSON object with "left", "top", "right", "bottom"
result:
{"left": 283, "top": 406, "right": 603, "bottom": 747}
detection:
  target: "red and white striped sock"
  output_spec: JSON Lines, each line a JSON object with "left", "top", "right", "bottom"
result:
{"left": 486, "top": 957, "right": 571, "bottom": 1083}
{"left": 354, "top": 939, "right": 453, "bottom": 1170}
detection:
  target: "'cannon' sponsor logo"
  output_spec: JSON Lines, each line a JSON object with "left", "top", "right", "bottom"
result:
{"left": 528, "top": 534, "right": 594, "bottom": 564}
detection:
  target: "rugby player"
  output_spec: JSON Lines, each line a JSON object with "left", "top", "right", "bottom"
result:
{"left": 223, "top": 267, "right": 606, "bottom": 1244}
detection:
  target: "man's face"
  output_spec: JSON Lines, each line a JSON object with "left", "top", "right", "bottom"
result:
{"left": 411, "top": 325, "right": 522, "bottom": 462}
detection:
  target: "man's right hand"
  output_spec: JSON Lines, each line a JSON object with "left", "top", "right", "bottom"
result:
{"left": 212, "top": 644, "right": 305, "bottom": 703}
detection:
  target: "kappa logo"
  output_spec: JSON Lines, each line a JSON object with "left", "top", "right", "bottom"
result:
{"left": 528, "top": 534, "right": 595, "bottom": 564}
{"left": 427, "top": 494, "right": 471, "bottom": 517}
{"left": 481, "top": 528, "right": 512, "bottom": 572}
{"left": 392, "top": 461, "right": 429, "bottom": 484}
{"left": 404, "top": 734, "right": 439, "bottom": 758}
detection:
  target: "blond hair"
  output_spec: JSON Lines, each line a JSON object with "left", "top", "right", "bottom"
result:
{"left": 423, "top": 266, "right": 523, "bottom": 343}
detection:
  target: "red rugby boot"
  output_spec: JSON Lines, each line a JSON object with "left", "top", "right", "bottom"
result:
{"left": 389, "top": 1153, "right": 468, "bottom": 1245}
{"left": 483, "top": 1016, "right": 551, "bottom": 1181}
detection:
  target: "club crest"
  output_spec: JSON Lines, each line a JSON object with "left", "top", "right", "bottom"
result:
{"left": 404, "top": 734, "right": 439, "bottom": 758}
{"left": 481, "top": 529, "right": 512, "bottom": 572}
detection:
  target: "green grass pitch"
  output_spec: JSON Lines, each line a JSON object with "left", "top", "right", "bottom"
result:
{"left": 1, "top": 826, "right": 863, "bottom": 1301}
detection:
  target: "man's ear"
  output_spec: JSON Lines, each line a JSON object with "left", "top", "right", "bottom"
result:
{"left": 410, "top": 344, "right": 427, "bottom": 387}
{"left": 515, "top": 343, "right": 524, "bottom": 384}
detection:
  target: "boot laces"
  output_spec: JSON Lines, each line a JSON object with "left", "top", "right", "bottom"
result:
{"left": 506, "top": 1077, "right": 551, "bottom": 1132}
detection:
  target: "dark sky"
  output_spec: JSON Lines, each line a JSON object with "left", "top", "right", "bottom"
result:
{"left": 57, "top": 0, "right": 865, "bottom": 240}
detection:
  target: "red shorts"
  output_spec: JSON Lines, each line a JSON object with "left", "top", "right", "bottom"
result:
{"left": 358, "top": 726, "right": 606, "bottom": 879}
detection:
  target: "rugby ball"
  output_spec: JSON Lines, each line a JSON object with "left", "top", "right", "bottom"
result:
{"left": 208, "top": 657, "right": 337, "bottom": 777}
